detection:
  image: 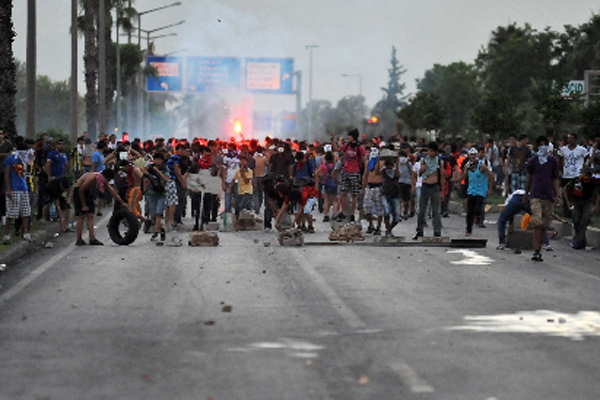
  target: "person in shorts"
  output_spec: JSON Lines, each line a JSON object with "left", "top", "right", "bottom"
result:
{"left": 524, "top": 136, "right": 560, "bottom": 262}
{"left": 73, "top": 169, "right": 130, "bottom": 246}
{"left": 4, "top": 142, "right": 32, "bottom": 244}
{"left": 334, "top": 129, "right": 366, "bottom": 222}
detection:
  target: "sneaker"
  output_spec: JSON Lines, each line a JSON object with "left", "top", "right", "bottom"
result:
{"left": 96, "top": 212, "right": 103, "bottom": 217}
{"left": 496, "top": 244, "right": 506, "bottom": 250}
{"left": 23, "top": 233, "right": 32, "bottom": 242}
{"left": 434, "top": 232, "right": 441, "bottom": 237}
{"left": 373, "top": 228, "right": 381, "bottom": 236}
{"left": 89, "top": 238, "right": 104, "bottom": 246}
{"left": 478, "top": 224, "right": 486, "bottom": 228}
{"left": 385, "top": 231, "right": 394, "bottom": 238}
{"left": 532, "top": 251, "right": 543, "bottom": 262}
{"left": 2, "top": 235, "right": 10, "bottom": 245}
{"left": 323, "top": 216, "right": 330, "bottom": 222}
{"left": 76, "top": 239, "right": 87, "bottom": 246}
{"left": 465, "top": 232, "right": 472, "bottom": 237}
{"left": 412, "top": 233, "right": 423, "bottom": 241}
{"left": 307, "top": 226, "right": 315, "bottom": 234}
{"left": 160, "top": 228, "right": 166, "bottom": 241}
{"left": 151, "top": 233, "right": 159, "bottom": 241}
{"left": 366, "top": 226, "right": 375, "bottom": 234}
{"left": 349, "top": 215, "right": 355, "bottom": 223}
{"left": 443, "top": 212, "right": 450, "bottom": 218}
{"left": 543, "top": 244, "right": 553, "bottom": 252}
{"left": 264, "top": 227, "right": 272, "bottom": 233}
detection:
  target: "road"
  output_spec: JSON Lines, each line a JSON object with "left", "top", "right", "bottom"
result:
{"left": 1, "top": 210, "right": 599, "bottom": 400}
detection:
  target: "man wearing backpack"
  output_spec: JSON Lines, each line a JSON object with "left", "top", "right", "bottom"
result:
{"left": 414, "top": 142, "right": 445, "bottom": 239}
{"left": 316, "top": 151, "right": 339, "bottom": 222}
{"left": 144, "top": 152, "right": 169, "bottom": 242}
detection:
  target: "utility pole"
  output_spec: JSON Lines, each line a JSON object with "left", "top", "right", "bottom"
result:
{"left": 70, "top": 0, "right": 78, "bottom": 143}
{"left": 98, "top": 0, "right": 107, "bottom": 138}
{"left": 26, "top": 0, "right": 36, "bottom": 139}
{"left": 116, "top": 7, "right": 122, "bottom": 135}
{"left": 294, "top": 71, "right": 302, "bottom": 134}
{"left": 305, "top": 44, "right": 319, "bottom": 142}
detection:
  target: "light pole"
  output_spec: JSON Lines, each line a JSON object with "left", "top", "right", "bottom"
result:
{"left": 305, "top": 44, "right": 319, "bottom": 142}
{"left": 136, "top": 2, "right": 182, "bottom": 138}
{"left": 70, "top": 0, "right": 77, "bottom": 142}
{"left": 99, "top": 0, "right": 106, "bottom": 137}
{"left": 26, "top": 0, "right": 36, "bottom": 139}
{"left": 341, "top": 73, "right": 362, "bottom": 97}
{"left": 136, "top": 21, "right": 184, "bottom": 138}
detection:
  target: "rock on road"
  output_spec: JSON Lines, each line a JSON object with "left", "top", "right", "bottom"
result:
{"left": 1, "top": 213, "right": 600, "bottom": 399}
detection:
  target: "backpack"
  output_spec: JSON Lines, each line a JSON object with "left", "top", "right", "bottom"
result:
{"left": 324, "top": 164, "right": 338, "bottom": 190}
{"left": 147, "top": 167, "right": 165, "bottom": 194}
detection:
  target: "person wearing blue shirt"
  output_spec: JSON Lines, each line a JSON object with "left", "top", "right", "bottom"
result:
{"left": 4, "top": 142, "right": 32, "bottom": 244}
{"left": 91, "top": 141, "right": 107, "bottom": 215}
{"left": 461, "top": 147, "right": 494, "bottom": 236}
{"left": 45, "top": 139, "right": 68, "bottom": 180}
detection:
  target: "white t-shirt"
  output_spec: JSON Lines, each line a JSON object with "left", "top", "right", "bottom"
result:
{"left": 560, "top": 145, "right": 588, "bottom": 178}
{"left": 413, "top": 160, "right": 423, "bottom": 188}
{"left": 223, "top": 155, "right": 240, "bottom": 183}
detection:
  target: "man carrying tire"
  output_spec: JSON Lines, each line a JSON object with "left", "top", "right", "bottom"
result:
{"left": 73, "top": 169, "right": 131, "bottom": 246}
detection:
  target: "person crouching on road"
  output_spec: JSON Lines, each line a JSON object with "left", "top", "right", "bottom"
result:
{"left": 273, "top": 182, "right": 302, "bottom": 231}
{"left": 73, "top": 169, "right": 130, "bottom": 246}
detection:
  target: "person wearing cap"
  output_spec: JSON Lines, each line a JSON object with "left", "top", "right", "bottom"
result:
{"left": 461, "top": 147, "right": 494, "bottom": 236}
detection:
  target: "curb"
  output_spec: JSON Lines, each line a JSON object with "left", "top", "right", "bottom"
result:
{"left": 0, "top": 223, "right": 60, "bottom": 269}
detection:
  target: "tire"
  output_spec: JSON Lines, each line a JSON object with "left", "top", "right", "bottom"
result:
{"left": 108, "top": 209, "right": 140, "bottom": 245}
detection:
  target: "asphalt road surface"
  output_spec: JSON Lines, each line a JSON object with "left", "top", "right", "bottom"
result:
{"left": 1, "top": 210, "right": 600, "bottom": 400}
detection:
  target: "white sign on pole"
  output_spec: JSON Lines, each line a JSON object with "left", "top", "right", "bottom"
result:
{"left": 561, "top": 80, "right": 584, "bottom": 97}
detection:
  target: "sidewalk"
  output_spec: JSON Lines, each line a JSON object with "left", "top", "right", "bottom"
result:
{"left": 0, "top": 220, "right": 61, "bottom": 269}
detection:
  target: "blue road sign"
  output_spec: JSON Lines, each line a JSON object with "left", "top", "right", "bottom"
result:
{"left": 146, "top": 56, "right": 184, "bottom": 92}
{"left": 187, "top": 57, "right": 242, "bottom": 92}
{"left": 246, "top": 58, "right": 294, "bottom": 94}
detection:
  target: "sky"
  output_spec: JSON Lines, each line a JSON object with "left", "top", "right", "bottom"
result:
{"left": 11, "top": 0, "right": 600, "bottom": 136}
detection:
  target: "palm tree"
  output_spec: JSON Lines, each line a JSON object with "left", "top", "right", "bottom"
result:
{"left": 79, "top": 0, "right": 136, "bottom": 139}
{"left": 0, "top": 1, "right": 17, "bottom": 138}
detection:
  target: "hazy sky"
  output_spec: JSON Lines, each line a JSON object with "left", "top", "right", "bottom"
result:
{"left": 11, "top": 0, "right": 600, "bottom": 124}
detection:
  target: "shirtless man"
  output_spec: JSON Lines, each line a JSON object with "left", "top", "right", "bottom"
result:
{"left": 73, "top": 169, "right": 130, "bottom": 246}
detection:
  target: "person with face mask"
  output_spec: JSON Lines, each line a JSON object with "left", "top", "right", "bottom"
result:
{"left": 461, "top": 147, "right": 494, "bottom": 236}
{"left": 563, "top": 167, "right": 599, "bottom": 249}
{"left": 523, "top": 136, "right": 561, "bottom": 262}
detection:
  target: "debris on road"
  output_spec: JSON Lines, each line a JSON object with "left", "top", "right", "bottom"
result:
{"left": 329, "top": 224, "right": 364, "bottom": 242}
{"left": 278, "top": 229, "right": 304, "bottom": 246}
{"left": 222, "top": 305, "right": 232, "bottom": 313}
{"left": 359, "top": 375, "right": 370, "bottom": 386}
{"left": 187, "top": 231, "right": 218, "bottom": 246}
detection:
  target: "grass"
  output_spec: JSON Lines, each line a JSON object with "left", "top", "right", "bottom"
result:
{"left": 0, "top": 219, "right": 55, "bottom": 255}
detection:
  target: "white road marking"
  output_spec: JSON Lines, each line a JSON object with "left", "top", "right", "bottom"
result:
{"left": 1, "top": 215, "right": 111, "bottom": 307}
{"left": 446, "top": 249, "right": 494, "bottom": 266}
{"left": 390, "top": 362, "right": 435, "bottom": 393}
{"left": 291, "top": 249, "right": 366, "bottom": 329}
{"left": 447, "top": 310, "right": 600, "bottom": 341}
{"left": 1, "top": 242, "right": 77, "bottom": 306}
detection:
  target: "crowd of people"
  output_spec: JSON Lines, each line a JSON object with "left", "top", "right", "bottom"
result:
{"left": 1, "top": 127, "right": 599, "bottom": 261}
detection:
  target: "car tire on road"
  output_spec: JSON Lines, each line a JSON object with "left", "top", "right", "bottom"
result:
{"left": 108, "top": 209, "right": 140, "bottom": 246}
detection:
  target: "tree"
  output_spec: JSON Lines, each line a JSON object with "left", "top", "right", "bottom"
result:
{"left": 372, "top": 46, "right": 408, "bottom": 138}
{"left": 15, "top": 61, "right": 86, "bottom": 136}
{"left": 398, "top": 91, "right": 447, "bottom": 133}
{"left": 472, "top": 92, "right": 519, "bottom": 142}
{"left": 0, "top": 1, "right": 17, "bottom": 137}
{"left": 417, "top": 62, "right": 481, "bottom": 138}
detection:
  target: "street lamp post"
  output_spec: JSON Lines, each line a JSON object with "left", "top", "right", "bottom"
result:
{"left": 70, "top": 0, "right": 77, "bottom": 143}
{"left": 305, "top": 44, "right": 319, "bottom": 142}
{"left": 137, "top": 22, "right": 184, "bottom": 138}
{"left": 136, "top": 2, "right": 182, "bottom": 138}
{"left": 341, "top": 73, "right": 363, "bottom": 97}
{"left": 26, "top": 0, "right": 36, "bottom": 139}
{"left": 98, "top": 0, "right": 106, "bottom": 137}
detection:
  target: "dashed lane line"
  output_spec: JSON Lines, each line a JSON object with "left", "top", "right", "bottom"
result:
{"left": 290, "top": 249, "right": 366, "bottom": 329}
{"left": 390, "top": 362, "right": 436, "bottom": 393}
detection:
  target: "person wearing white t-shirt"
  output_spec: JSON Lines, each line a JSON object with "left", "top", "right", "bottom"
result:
{"left": 559, "top": 132, "right": 589, "bottom": 216}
